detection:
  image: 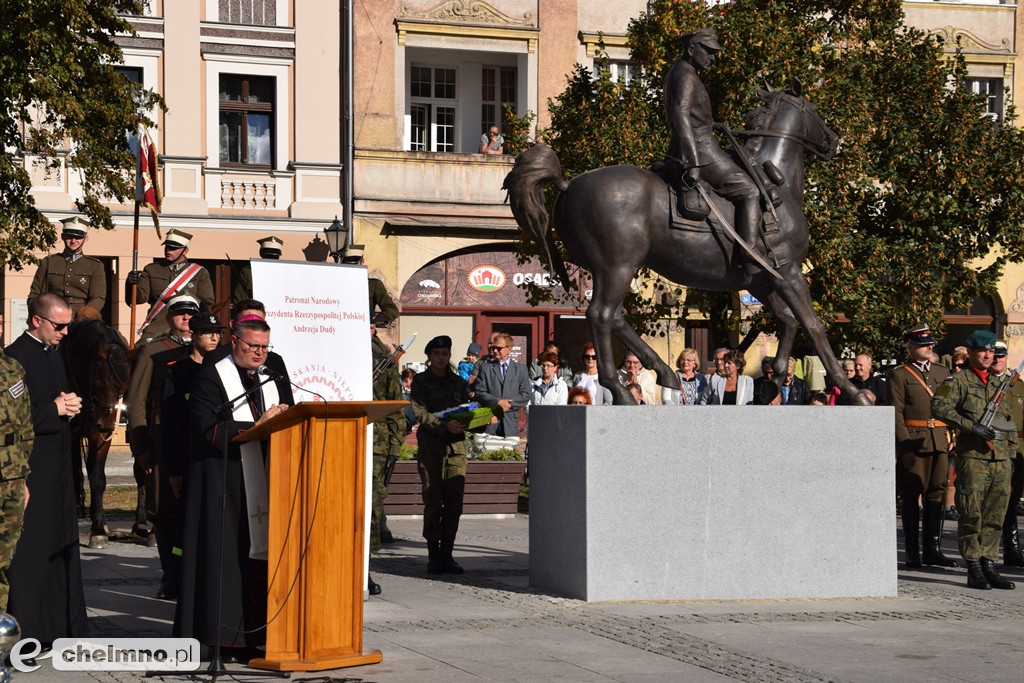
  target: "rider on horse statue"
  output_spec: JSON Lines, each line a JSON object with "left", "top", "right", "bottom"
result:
{"left": 663, "top": 27, "right": 771, "bottom": 273}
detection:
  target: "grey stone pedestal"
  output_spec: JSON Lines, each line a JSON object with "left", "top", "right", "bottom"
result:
{"left": 528, "top": 405, "right": 896, "bottom": 602}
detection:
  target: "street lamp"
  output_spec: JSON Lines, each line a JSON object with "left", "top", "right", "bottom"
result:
{"left": 323, "top": 215, "right": 347, "bottom": 263}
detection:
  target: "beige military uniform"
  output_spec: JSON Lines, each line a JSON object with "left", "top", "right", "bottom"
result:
{"left": 29, "top": 252, "right": 106, "bottom": 316}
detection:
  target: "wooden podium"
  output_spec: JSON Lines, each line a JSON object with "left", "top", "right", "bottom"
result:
{"left": 237, "top": 400, "right": 405, "bottom": 672}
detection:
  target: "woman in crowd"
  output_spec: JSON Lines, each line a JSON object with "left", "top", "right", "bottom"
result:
{"left": 674, "top": 347, "right": 707, "bottom": 405}
{"left": 572, "top": 342, "right": 613, "bottom": 405}
{"left": 531, "top": 351, "right": 568, "bottom": 406}
{"left": 828, "top": 358, "right": 856, "bottom": 405}
{"left": 567, "top": 387, "right": 592, "bottom": 405}
{"left": 700, "top": 349, "right": 754, "bottom": 405}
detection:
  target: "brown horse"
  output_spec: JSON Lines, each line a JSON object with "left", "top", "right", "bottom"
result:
{"left": 504, "top": 80, "right": 869, "bottom": 405}
{"left": 61, "top": 319, "right": 134, "bottom": 548}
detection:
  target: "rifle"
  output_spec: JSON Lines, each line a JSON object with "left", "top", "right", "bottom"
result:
{"left": 373, "top": 333, "right": 416, "bottom": 382}
{"left": 978, "top": 357, "right": 1024, "bottom": 448}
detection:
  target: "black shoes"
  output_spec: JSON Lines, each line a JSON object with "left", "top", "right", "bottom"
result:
{"left": 426, "top": 540, "right": 465, "bottom": 575}
{"left": 981, "top": 558, "right": 1015, "bottom": 590}
{"left": 156, "top": 575, "right": 179, "bottom": 600}
{"left": 368, "top": 574, "right": 382, "bottom": 595}
{"left": 922, "top": 501, "right": 957, "bottom": 567}
{"left": 967, "top": 561, "right": 991, "bottom": 590}
{"left": 1002, "top": 510, "right": 1024, "bottom": 567}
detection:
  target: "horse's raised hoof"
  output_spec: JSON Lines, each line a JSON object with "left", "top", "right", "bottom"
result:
{"left": 89, "top": 535, "right": 109, "bottom": 549}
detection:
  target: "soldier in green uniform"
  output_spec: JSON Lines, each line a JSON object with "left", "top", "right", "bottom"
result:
{"left": 411, "top": 335, "right": 471, "bottom": 574}
{"left": 0, "top": 351, "right": 32, "bottom": 611}
{"left": 369, "top": 313, "right": 404, "bottom": 594}
{"left": 990, "top": 342, "right": 1024, "bottom": 567}
{"left": 890, "top": 324, "right": 955, "bottom": 568}
{"left": 29, "top": 216, "right": 107, "bottom": 320}
{"left": 126, "top": 229, "right": 214, "bottom": 342}
{"left": 341, "top": 244, "right": 400, "bottom": 324}
{"left": 932, "top": 330, "right": 1018, "bottom": 590}
{"left": 232, "top": 235, "right": 283, "bottom": 303}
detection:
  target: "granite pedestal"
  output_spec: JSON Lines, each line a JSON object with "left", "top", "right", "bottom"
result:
{"left": 528, "top": 406, "right": 896, "bottom": 602}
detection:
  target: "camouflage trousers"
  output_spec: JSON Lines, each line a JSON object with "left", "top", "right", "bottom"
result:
{"left": 956, "top": 457, "right": 1011, "bottom": 562}
{"left": 416, "top": 447, "right": 467, "bottom": 544}
{"left": 370, "top": 453, "right": 389, "bottom": 554}
{"left": 0, "top": 479, "right": 26, "bottom": 611}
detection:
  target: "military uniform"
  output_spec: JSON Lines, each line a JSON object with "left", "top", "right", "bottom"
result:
{"left": 128, "top": 260, "right": 214, "bottom": 340}
{"left": 932, "top": 358, "right": 1018, "bottom": 586}
{"left": 0, "top": 353, "right": 32, "bottom": 610}
{"left": 890, "top": 361, "right": 952, "bottom": 567}
{"left": 369, "top": 278, "right": 399, "bottom": 323}
{"left": 999, "top": 368, "right": 1024, "bottom": 565}
{"left": 29, "top": 252, "right": 106, "bottom": 317}
{"left": 370, "top": 335, "right": 403, "bottom": 553}
{"left": 411, "top": 361, "right": 471, "bottom": 572}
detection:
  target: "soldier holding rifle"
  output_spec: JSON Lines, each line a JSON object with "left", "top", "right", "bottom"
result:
{"left": 932, "top": 330, "right": 1019, "bottom": 590}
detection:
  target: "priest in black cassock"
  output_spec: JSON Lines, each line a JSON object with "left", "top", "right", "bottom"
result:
{"left": 174, "top": 315, "right": 292, "bottom": 663}
{"left": 4, "top": 293, "right": 88, "bottom": 643}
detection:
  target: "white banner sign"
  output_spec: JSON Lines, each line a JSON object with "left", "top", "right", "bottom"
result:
{"left": 252, "top": 259, "right": 371, "bottom": 402}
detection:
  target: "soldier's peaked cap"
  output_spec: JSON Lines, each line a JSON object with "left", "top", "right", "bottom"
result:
{"left": 903, "top": 323, "right": 936, "bottom": 346}
{"left": 995, "top": 341, "right": 1008, "bottom": 358}
{"left": 163, "top": 229, "right": 192, "bottom": 248}
{"left": 965, "top": 329, "right": 997, "bottom": 350}
{"left": 257, "top": 236, "right": 283, "bottom": 252}
{"left": 684, "top": 27, "right": 722, "bottom": 51}
{"left": 167, "top": 294, "right": 201, "bottom": 313}
{"left": 60, "top": 216, "right": 90, "bottom": 237}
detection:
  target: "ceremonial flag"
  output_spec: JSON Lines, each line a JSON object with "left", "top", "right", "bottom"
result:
{"left": 138, "top": 121, "right": 162, "bottom": 237}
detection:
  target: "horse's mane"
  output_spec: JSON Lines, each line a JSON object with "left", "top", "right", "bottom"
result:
{"left": 63, "top": 319, "right": 131, "bottom": 399}
{"left": 742, "top": 89, "right": 790, "bottom": 157}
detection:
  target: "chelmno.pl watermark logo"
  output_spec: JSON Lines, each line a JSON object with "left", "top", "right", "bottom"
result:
{"left": 10, "top": 637, "right": 200, "bottom": 672}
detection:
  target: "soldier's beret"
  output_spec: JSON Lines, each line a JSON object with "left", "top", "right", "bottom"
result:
{"left": 965, "top": 329, "right": 996, "bottom": 350}
{"left": 424, "top": 335, "right": 452, "bottom": 354}
{"left": 684, "top": 27, "right": 722, "bottom": 51}
{"left": 903, "top": 323, "right": 936, "bottom": 346}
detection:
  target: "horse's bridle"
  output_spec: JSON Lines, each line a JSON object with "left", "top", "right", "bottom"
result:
{"left": 732, "top": 93, "right": 836, "bottom": 159}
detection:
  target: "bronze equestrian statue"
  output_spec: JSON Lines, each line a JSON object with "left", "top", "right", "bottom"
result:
{"left": 503, "top": 27, "right": 869, "bottom": 406}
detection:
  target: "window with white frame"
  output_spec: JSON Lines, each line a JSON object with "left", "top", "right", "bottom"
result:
{"left": 219, "top": 74, "right": 275, "bottom": 167}
{"left": 967, "top": 77, "right": 1004, "bottom": 121}
{"left": 409, "top": 65, "right": 457, "bottom": 153}
{"left": 600, "top": 60, "right": 638, "bottom": 85}
{"left": 481, "top": 67, "right": 517, "bottom": 136}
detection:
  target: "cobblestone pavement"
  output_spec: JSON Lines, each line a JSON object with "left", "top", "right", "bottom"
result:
{"left": 13, "top": 513, "right": 1024, "bottom": 681}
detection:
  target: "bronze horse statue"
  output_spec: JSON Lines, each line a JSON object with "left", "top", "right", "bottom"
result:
{"left": 504, "top": 80, "right": 869, "bottom": 405}
{"left": 61, "top": 319, "right": 134, "bottom": 548}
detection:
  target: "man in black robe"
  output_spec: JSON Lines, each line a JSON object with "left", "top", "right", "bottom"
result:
{"left": 4, "top": 292, "right": 88, "bottom": 643}
{"left": 174, "top": 316, "right": 292, "bottom": 663}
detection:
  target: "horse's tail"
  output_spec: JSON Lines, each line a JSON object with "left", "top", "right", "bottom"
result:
{"left": 502, "top": 143, "right": 572, "bottom": 288}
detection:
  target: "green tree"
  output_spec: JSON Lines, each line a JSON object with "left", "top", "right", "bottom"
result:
{"left": 533, "top": 0, "right": 1024, "bottom": 360}
{"left": 0, "top": 1, "right": 163, "bottom": 270}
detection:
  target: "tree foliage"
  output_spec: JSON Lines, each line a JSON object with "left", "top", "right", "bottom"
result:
{"left": 531, "top": 0, "right": 1024, "bottom": 359}
{"left": 0, "top": 0, "right": 163, "bottom": 270}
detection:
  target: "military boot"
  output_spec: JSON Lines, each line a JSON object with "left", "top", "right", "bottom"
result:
{"left": 440, "top": 539, "right": 464, "bottom": 575}
{"left": 922, "top": 501, "right": 957, "bottom": 567}
{"left": 980, "top": 558, "right": 1016, "bottom": 590}
{"left": 427, "top": 540, "right": 444, "bottom": 575}
{"left": 901, "top": 498, "right": 921, "bottom": 569}
{"left": 966, "top": 561, "right": 992, "bottom": 590}
{"left": 1002, "top": 507, "right": 1024, "bottom": 567}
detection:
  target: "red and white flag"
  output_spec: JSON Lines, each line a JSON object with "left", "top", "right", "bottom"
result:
{"left": 137, "top": 121, "right": 162, "bottom": 237}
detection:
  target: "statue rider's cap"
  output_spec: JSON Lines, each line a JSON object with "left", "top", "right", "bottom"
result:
{"left": 965, "top": 329, "right": 997, "bottom": 351}
{"left": 684, "top": 27, "right": 722, "bottom": 52}
{"left": 903, "top": 323, "right": 936, "bottom": 346}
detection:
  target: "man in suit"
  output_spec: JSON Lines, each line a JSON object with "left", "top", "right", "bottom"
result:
{"left": 890, "top": 324, "right": 955, "bottom": 569}
{"left": 474, "top": 332, "right": 531, "bottom": 439}
{"left": 779, "top": 357, "right": 811, "bottom": 405}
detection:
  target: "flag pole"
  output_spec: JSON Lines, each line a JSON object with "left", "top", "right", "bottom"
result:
{"left": 129, "top": 112, "right": 144, "bottom": 350}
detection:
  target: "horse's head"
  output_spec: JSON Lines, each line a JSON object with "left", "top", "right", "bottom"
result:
{"left": 751, "top": 79, "right": 840, "bottom": 161}
{"left": 62, "top": 319, "right": 130, "bottom": 440}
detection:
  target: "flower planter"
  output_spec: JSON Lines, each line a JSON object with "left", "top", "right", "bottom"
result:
{"left": 384, "top": 459, "right": 527, "bottom": 516}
